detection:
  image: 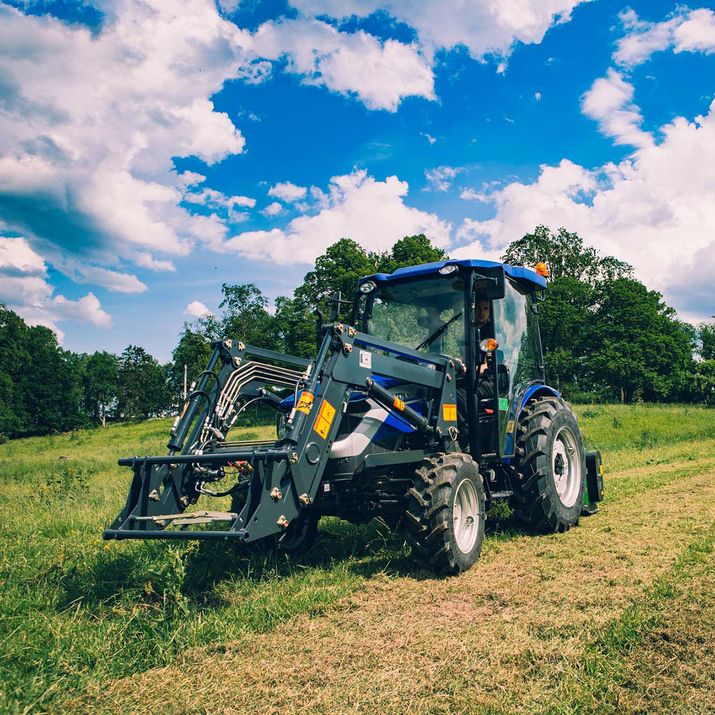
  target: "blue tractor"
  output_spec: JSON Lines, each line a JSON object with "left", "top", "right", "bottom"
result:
{"left": 105, "top": 259, "right": 603, "bottom": 575}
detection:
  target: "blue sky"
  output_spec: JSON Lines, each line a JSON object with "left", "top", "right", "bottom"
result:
{"left": 2, "top": 0, "right": 715, "bottom": 361}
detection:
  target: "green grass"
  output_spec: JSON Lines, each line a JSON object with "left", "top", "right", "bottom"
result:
{"left": 1, "top": 405, "right": 714, "bottom": 712}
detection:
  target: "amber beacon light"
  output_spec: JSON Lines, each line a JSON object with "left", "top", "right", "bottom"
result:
{"left": 535, "top": 262, "right": 549, "bottom": 277}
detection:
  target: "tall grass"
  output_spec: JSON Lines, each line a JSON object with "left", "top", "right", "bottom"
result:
{"left": 1, "top": 405, "right": 714, "bottom": 711}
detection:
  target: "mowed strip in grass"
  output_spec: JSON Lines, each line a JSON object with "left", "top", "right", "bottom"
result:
{"left": 1, "top": 404, "right": 715, "bottom": 713}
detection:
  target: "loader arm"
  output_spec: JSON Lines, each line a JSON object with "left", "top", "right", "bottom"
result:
{"left": 103, "top": 323, "right": 459, "bottom": 543}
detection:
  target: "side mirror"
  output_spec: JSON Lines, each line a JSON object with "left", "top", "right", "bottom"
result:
{"left": 473, "top": 266, "right": 505, "bottom": 300}
{"left": 497, "top": 364, "right": 510, "bottom": 393}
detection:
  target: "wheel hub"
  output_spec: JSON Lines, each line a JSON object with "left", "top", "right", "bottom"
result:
{"left": 552, "top": 426, "right": 582, "bottom": 508}
{"left": 453, "top": 478, "right": 480, "bottom": 554}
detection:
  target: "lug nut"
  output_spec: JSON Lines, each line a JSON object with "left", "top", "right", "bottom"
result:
{"left": 270, "top": 487, "right": 282, "bottom": 500}
{"left": 277, "top": 515, "right": 289, "bottom": 528}
{"left": 299, "top": 493, "right": 312, "bottom": 506}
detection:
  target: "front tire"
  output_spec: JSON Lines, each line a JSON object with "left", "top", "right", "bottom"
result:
{"left": 511, "top": 397, "right": 586, "bottom": 532}
{"left": 404, "top": 453, "right": 486, "bottom": 575}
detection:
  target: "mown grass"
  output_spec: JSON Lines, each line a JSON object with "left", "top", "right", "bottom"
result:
{"left": 0, "top": 404, "right": 714, "bottom": 713}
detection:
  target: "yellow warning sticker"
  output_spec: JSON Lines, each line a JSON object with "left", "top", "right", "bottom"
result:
{"left": 313, "top": 399, "right": 336, "bottom": 439}
{"left": 442, "top": 403, "right": 457, "bottom": 422}
{"left": 506, "top": 420, "right": 515, "bottom": 434}
{"left": 295, "top": 391, "right": 314, "bottom": 415}
{"left": 393, "top": 396, "right": 405, "bottom": 412}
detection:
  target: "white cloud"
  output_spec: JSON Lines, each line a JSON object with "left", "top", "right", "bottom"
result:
{"left": 51, "top": 293, "right": 112, "bottom": 329}
{"left": 184, "top": 300, "right": 214, "bottom": 317}
{"left": 268, "top": 181, "right": 309, "bottom": 202}
{"left": 0, "top": 236, "right": 113, "bottom": 336}
{"left": 535, "top": 92, "right": 542, "bottom": 101}
{"left": 614, "top": 7, "right": 715, "bottom": 67}
{"left": 291, "top": 0, "right": 590, "bottom": 63}
{"left": 424, "top": 166, "right": 463, "bottom": 192}
{"left": 421, "top": 132, "right": 437, "bottom": 144}
{"left": 450, "top": 100, "right": 715, "bottom": 320}
{"left": 581, "top": 69, "right": 653, "bottom": 148}
{"left": 261, "top": 202, "right": 284, "bottom": 217}
{"left": 134, "top": 252, "right": 176, "bottom": 272}
{"left": 251, "top": 17, "right": 435, "bottom": 111}
{"left": 460, "top": 188, "right": 490, "bottom": 203}
{"left": 0, "top": 0, "right": 250, "bottom": 294}
{"left": 225, "top": 170, "right": 451, "bottom": 264}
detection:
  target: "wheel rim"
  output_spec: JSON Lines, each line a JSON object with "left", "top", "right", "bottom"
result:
{"left": 552, "top": 426, "right": 582, "bottom": 508}
{"left": 453, "top": 478, "right": 480, "bottom": 554}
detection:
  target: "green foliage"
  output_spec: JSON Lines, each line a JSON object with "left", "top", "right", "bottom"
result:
{"left": 168, "top": 325, "right": 215, "bottom": 402}
{"left": 117, "top": 345, "right": 171, "bottom": 420}
{"left": 502, "top": 224, "right": 633, "bottom": 284}
{"left": 504, "top": 227, "right": 698, "bottom": 403}
{"left": 82, "top": 351, "right": 119, "bottom": 427}
{"left": 0, "top": 305, "right": 86, "bottom": 436}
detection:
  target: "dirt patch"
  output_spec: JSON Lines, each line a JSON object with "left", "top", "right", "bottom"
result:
{"left": 61, "top": 468, "right": 715, "bottom": 714}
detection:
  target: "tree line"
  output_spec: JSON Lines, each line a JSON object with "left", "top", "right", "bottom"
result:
{"left": 1, "top": 230, "right": 713, "bottom": 439}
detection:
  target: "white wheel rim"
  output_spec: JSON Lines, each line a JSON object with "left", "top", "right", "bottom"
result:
{"left": 453, "top": 478, "right": 480, "bottom": 554}
{"left": 552, "top": 426, "right": 581, "bottom": 508}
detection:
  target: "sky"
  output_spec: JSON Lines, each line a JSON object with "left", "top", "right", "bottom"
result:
{"left": 2, "top": 0, "right": 715, "bottom": 362}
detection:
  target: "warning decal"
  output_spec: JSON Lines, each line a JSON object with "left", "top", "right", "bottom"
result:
{"left": 313, "top": 399, "right": 336, "bottom": 439}
{"left": 296, "top": 391, "right": 314, "bottom": 415}
{"left": 393, "top": 397, "right": 405, "bottom": 412}
{"left": 442, "top": 404, "right": 457, "bottom": 422}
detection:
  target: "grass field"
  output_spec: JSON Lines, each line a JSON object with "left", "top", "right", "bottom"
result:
{"left": 1, "top": 404, "right": 715, "bottom": 713}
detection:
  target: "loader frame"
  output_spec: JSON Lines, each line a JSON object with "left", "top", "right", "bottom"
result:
{"left": 104, "top": 323, "right": 460, "bottom": 543}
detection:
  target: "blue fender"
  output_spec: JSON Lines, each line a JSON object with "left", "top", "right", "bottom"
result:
{"left": 502, "top": 384, "right": 560, "bottom": 461}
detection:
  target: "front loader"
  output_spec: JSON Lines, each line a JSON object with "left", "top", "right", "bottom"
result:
{"left": 105, "top": 259, "right": 604, "bottom": 574}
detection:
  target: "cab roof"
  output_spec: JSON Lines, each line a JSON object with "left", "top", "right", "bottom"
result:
{"left": 359, "top": 259, "right": 547, "bottom": 292}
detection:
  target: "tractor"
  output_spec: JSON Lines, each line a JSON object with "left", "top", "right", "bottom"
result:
{"left": 104, "top": 259, "right": 603, "bottom": 574}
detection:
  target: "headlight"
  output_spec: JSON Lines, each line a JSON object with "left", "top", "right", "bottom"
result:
{"left": 439, "top": 264, "right": 458, "bottom": 275}
{"left": 359, "top": 280, "right": 376, "bottom": 293}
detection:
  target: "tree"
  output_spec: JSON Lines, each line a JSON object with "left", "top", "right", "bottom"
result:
{"left": 699, "top": 319, "right": 715, "bottom": 361}
{"left": 502, "top": 225, "right": 633, "bottom": 284}
{"left": 0, "top": 305, "right": 30, "bottom": 436}
{"left": 117, "top": 345, "right": 170, "bottom": 420}
{"left": 82, "top": 351, "right": 119, "bottom": 427}
{"left": 295, "top": 238, "right": 380, "bottom": 311}
{"left": 377, "top": 234, "right": 448, "bottom": 274}
{"left": 538, "top": 277, "right": 593, "bottom": 393}
{"left": 219, "top": 283, "right": 278, "bottom": 349}
{"left": 586, "top": 279, "right": 692, "bottom": 403}
{"left": 168, "top": 326, "right": 215, "bottom": 403}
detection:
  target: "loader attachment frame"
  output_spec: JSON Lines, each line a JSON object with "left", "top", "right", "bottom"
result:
{"left": 103, "top": 323, "right": 460, "bottom": 543}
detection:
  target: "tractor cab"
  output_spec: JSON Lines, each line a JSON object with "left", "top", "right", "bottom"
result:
{"left": 356, "top": 259, "right": 549, "bottom": 462}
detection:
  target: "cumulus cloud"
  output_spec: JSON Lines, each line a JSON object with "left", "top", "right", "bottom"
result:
{"left": 252, "top": 17, "right": 435, "bottom": 112}
{"left": 184, "top": 300, "right": 214, "bottom": 317}
{"left": 0, "top": 236, "right": 113, "bottom": 337}
{"left": 0, "top": 0, "right": 250, "bottom": 295}
{"left": 225, "top": 170, "right": 452, "bottom": 264}
{"left": 581, "top": 69, "right": 653, "bottom": 148}
{"left": 614, "top": 7, "right": 715, "bottom": 67}
{"left": 290, "top": 0, "right": 590, "bottom": 63}
{"left": 261, "top": 202, "right": 284, "bottom": 217}
{"left": 451, "top": 100, "right": 715, "bottom": 320}
{"left": 424, "top": 166, "right": 463, "bottom": 192}
{"left": 268, "top": 181, "right": 309, "bottom": 203}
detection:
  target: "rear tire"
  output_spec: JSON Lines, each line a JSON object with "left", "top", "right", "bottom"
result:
{"left": 404, "top": 453, "right": 486, "bottom": 575}
{"left": 511, "top": 397, "right": 586, "bottom": 533}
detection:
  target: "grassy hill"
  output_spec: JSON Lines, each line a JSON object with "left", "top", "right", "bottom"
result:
{"left": 1, "top": 405, "right": 715, "bottom": 713}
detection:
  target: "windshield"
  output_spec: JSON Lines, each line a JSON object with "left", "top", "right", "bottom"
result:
{"left": 366, "top": 275, "right": 466, "bottom": 360}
